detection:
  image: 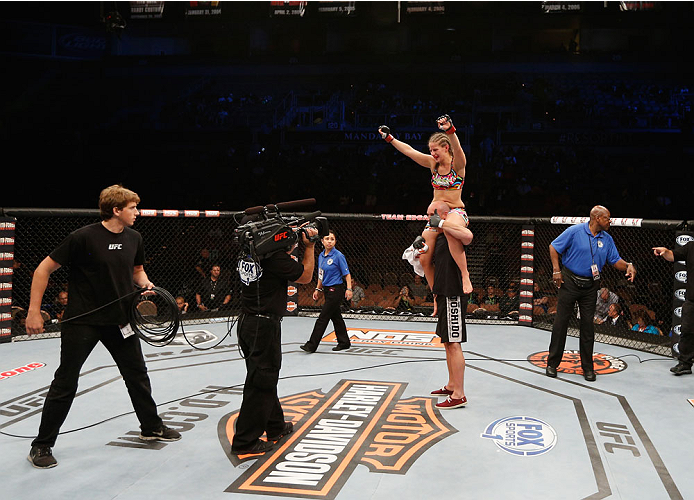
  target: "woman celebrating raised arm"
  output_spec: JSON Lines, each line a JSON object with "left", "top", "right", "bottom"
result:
{"left": 379, "top": 114, "right": 473, "bottom": 294}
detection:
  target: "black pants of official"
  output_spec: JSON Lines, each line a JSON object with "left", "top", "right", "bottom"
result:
{"left": 304, "top": 284, "right": 351, "bottom": 350}
{"left": 678, "top": 300, "right": 694, "bottom": 367}
{"left": 547, "top": 272, "right": 600, "bottom": 373}
{"left": 232, "top": 315, "right": 287, "bottom": 449}
{"left": 32, "top": 323, "right": 163, "bottom": 448}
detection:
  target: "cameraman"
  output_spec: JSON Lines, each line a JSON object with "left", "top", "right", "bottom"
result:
{"left": 231, "top": 224, "right": 318, "bottom": 455}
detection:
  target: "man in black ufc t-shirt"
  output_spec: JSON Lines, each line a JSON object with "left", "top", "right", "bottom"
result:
{"left": 231, "top": 226, "right": 317, "bottom": 455}
{"left": 25, "top": 185, "right": 180, "bottom": 469}
{"left": 428, "top": 202, "right": 469, "bottom": 410}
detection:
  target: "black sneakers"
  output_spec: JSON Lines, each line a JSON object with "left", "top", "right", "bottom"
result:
{"left": 268, "top": 422, "right": 294, "bottom": 442}
{"left": 139, "top": 425, "right": 182, "bottom": 442}
{"left": 27, "top": 445, "right": 57, "bottom": 469}
{"left": 670, "top": 362, "right": 693, "bottom": 376}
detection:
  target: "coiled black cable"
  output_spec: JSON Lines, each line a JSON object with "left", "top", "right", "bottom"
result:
{"left": 129, "top": 286, "right": 181, "bottom": 347}
{"left": 129, "top": 286, "right": 237, "bottom": 350}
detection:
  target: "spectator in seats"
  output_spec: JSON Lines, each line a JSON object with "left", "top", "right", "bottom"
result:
{"left": 653, "top": 242, "right": 694, "bottom": 375}
{"left": 410, "top": 274, "right": 430, "bottom": 305}
{"left": 594, "top": 286, "right": 619, "bottom": 324}
{"left": 630, "top": 309, "right": 661, "bottom": 335}
{"left": 51, "top": 290, "right": 68, "bottom": 321}
{"left": 194, "top": 248, "right": 212, "bottom": 279}
{"left": 467, "top": 288, "right": 480, "bottom": 311}
{"left": 301, "top": 230, "right": 353, "bottom": 353}
{"left": 350, "top": 280, "right": 365, "bottom": 309}
{"left": 480, "top": 285, "right": 501, "bottom": 310}
{"left": 196, "top": 264, "right": 232, "bottom": 312}
{"left": 601, "top": 303, "right": 627, "bottom": 328}
{"left": 378, "top": 115, "right": 474, "bottom": 296}
{"left": 642, "top": 281, "right": 670, "bottom": 330}
{"left": 383, "top": 285, "right": 415, "bottom": 313}
{"left": 176, "top": 296, "right": 189, "bottom": 315}
{"left": 500, "top": 282, "right": 520, "bottom": 317}
{"left": 533, "top": 282, "right": 549, "bottom": 313}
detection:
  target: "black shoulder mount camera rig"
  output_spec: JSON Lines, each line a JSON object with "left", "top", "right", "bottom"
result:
{"left": 234, "top": 198, "right": 329, "bottom": 260}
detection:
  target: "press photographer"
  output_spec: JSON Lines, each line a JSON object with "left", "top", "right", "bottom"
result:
{"left": 230, "top": 199, "right": 325, "bottom": 455}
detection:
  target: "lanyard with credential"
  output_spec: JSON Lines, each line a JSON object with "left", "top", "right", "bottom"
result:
{"left": 587, "top": 232, "right": 600, "bottom": 280}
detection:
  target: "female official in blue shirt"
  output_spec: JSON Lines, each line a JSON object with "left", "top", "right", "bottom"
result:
{"left": 301, "top": 230, "right": 353, "bottom": 352}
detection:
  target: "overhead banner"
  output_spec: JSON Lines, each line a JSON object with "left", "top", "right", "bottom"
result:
{"left": 129, "top": 1, "right": 166, "bottom": 19}
{"left": 270, "top": 1, "right": 307, "bottom": 17}
{"left": 316, "top": 1, "right": 357, "bottom": 16}
{"left": 619, "top": 1, "right": 661, "bottom": 11}
{"left": 541, "top": 2, "right": 582, "bottom": 14}
{"left": 185, "top": 1, "right": 222, "bottom": 17}
{"left": 405, "top": 1, "right": 445, "bottom": 15}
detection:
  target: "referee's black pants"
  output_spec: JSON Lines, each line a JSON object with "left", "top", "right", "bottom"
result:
{"left": 32, "top": 323, "right": 163, "bottom": 448}
{"left": 305, "top": 283, "right": 351, "bottom": 350}
{"left": 678, "top": 300, "right": 694, "bottom": 367}
{"left": 547, "top": 273, "right": 600, "bottom": 373}
{"left": 233, "top": 315, "right": 287, "bottom": 449}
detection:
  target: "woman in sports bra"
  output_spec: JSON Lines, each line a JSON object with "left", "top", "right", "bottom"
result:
{"left": 379, "top": 114, "right": 473, "bottom": 297}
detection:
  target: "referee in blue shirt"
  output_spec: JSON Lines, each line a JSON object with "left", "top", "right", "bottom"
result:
{"left": 546, "top": 206, "right": 636, "bottom": 381}
{"left": 301, "top": 230, "right": 353, "bottom": 352}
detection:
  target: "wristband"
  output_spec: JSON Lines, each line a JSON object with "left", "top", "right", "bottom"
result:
{"left": 385, "top": 134, "right": 394, "bottom": 143}
{"left": 445, "top": 125, "right": 456, "bottom": 135}
{"left": 552, "top": 271, "right": 561, "bottom": 275}
{"left": 346, "top": 288, "right": 352, "bottom": 291}
{"left": 315, "top": 288, "right": 323, "bottom": 292}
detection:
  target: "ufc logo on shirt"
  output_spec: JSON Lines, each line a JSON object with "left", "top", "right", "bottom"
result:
{"left": 108, "top": 244, "right": 123, "bottom": 250}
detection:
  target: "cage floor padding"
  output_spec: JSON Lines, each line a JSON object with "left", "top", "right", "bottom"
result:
{"left": 1, "top": 317, "right": 691, "bottom": 500}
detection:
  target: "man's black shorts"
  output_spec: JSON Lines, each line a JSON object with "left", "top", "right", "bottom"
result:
{"left": 436, "top": 295, "right": 467, "bottom": 343}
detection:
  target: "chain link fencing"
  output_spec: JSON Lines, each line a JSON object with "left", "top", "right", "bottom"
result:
{"left": 2, "top": 207, "right": 687, "bottom": 356}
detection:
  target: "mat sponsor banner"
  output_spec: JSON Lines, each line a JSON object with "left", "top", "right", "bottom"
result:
{"left": 323, "top": 327, "right": 444, "bottom": 347}
{"left": 221, "top": 380, "right": 456, "bottom": 498}
{"left": 528, "top": 350, "right": 627, "bottom": 375}
{"left": 481, "top": 416, "right": 557, "bottom": 456}
{"left": 0, "top": 219, "right": 14, "bottom": 343}
{"left": 0, "top": 362, "right": 45, "bottom": 381}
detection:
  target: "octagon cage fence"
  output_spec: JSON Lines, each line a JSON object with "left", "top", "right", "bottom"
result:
{"left": 1, "top": 207, "right": 690, "bottom": 357}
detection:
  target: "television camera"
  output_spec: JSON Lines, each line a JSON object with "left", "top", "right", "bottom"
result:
{"left": 234, "top": 198, "right": 329, "bottom": 259}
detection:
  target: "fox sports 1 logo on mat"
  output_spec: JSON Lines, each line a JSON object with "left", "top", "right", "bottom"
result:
{"left": 481, "top": 416, "right": 557, "bottom": 456}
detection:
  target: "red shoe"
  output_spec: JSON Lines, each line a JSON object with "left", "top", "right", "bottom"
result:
{"left": 436, "top": 396, "right": 467, "bottom": 409}
{"left": 430, "top": 386, "right": 453, "bottom": 396}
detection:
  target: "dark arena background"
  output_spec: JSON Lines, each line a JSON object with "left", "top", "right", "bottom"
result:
{"left": 2, "top": 2, "right": 694, "bottom": 500}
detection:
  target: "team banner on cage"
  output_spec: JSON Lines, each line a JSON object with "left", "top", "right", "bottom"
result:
{"left": 0, "top": 219, "right": 15, "bottom": 343}
{"left": 519, "top": 225, "right": 535, "bottom": 326}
